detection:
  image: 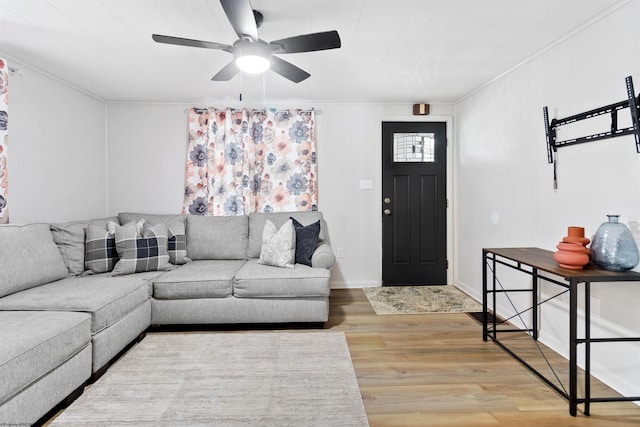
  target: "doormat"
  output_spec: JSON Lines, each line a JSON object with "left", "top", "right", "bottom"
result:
{"left": 49, "top": 332, "right": 369, "bottom": 426}
{"left": 363, "top": 285, "right": 483, "bottom": 315}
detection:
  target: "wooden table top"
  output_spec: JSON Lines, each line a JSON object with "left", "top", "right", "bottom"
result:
{"left": 484, "top": 247, "right": 640, "bottom": 283}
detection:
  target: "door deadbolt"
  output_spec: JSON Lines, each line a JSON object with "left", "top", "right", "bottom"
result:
{"left": 384, "top": 197, "right": 391, "bottom": 204}
{"left": 384, "top": 209, "right": 392, "bottom": 215}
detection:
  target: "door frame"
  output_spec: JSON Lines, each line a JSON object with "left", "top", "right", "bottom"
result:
{"left": 379, "top": 114, "right": 454, "bottom": 286}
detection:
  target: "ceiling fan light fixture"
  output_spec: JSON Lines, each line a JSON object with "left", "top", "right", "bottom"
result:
{"left": 234, "top": 42, "right": 271, "bottom": 74}
{"left": 235, "top": 54, "right": 270, "bottom": 74}
{"left": 152, "top": 0, "right": 341, "bottom": 82}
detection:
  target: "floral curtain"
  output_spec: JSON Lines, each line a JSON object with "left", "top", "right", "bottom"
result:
{"left": 0, "top": 59, "right": 8, "bottom": 224}
{"left": 183, "top": 107, "right": 317, "bottom": 216}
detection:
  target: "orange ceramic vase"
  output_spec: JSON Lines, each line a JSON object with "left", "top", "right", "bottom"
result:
{"left": 554, "top": 241, "right": 590, "bottom": 269}
{"left": 554, "top": 226, "right": 591, "bottom": 269}
{"left": 562, "top": 226, "right": 590, "bottom": 246}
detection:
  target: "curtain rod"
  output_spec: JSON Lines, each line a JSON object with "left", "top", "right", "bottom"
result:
{"left": 186, "top": 107, "right": 321, "bottom": 115}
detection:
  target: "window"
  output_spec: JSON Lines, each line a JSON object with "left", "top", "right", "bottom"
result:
{"left": 393, "top": 132, "right": 435, "bottom": 163}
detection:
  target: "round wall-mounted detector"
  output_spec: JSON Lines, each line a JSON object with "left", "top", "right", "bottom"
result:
{"left": 490, "top": 212, "right": 500, "bottom": 225}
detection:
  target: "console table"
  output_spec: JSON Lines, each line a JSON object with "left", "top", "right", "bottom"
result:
{"left": 482, "top": 247, "right": 640, "bottom": 416}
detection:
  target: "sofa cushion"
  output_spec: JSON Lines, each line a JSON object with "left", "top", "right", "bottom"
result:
{"left": 291, "top": 217, "right": 321, "bottom": 266}
{"left": 248, "top": 212, "right": 325, "bottom": 258}
{"left": 85, "top": 222, "right": 119, "bottom": 274}
{"left": 111, "top": 222, "right": 173, "bottom": 276}
{"left": 0, "top": 224, "right": 69, "bottom": 298}
{"left": 152, "top": 260, "right": 245, "bottom": 299}
{"left": 50, "top": 217, "right": 118, "bottom": 276}
{"left": 0, "top": 311, "right": 91, "bottom": 406}
{"left": 186, "top": 215, "right": 248, "bottom": 260}
{"left": 233, "top": 259, "right": 330, "bottom": 298}
{"left": 0, "top": 275, "right": 151, "bottom": 334}
{"left": 258, "top": 220, "right": 295, "bottom": 269}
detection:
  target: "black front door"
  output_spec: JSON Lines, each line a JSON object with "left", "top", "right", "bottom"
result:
{"left": 382, "top": 121, "right": 447, "bottom": 285}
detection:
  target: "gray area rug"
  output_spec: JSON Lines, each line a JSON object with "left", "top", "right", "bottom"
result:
{"left": 363, "top": 285, "right": 483, "bottom": 315}
{"left": 50, "top": 332, "right": 369, "bottom": 426}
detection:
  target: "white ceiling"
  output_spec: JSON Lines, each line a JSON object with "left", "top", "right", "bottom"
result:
{"left": 0, "top": 0, "right": 626, "bottom": 103}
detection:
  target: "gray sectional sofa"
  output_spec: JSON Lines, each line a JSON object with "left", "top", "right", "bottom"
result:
{"left": 0, "top": 211, "right": 334, "bottom": 426}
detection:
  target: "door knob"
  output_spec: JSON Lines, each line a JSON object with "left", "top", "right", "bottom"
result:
{"left": 384, "top": 209, "right": 392, "bottom": 215}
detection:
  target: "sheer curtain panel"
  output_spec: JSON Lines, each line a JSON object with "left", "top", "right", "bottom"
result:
{"left": 183, "top": 108, "right": 317, "bottom": 216}
{"left": 0, "top": 59, "right": 9, "bottom": 224}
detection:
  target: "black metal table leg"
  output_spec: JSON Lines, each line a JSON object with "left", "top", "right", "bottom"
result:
{"left": 569, "top": 279, "right": 578, "bottom": 416}
{"left": 491, "top": 255, "right": 497, "bottom": 341}
{"left": 585, "top": 282, "right": 591, "bottom": 416}
{"left": 482, "top": 250, "right": 488, "bottom": 342}
{"left": 533, "top": 268, "right": 539, "bottom": 341}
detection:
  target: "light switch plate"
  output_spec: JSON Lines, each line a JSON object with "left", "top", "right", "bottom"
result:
{"left": 359, "top": 179, "right": 373, "bottom": 190}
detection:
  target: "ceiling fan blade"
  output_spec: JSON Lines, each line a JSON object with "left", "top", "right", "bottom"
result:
{"left": 220, "top": 0, "right": 259, "bottom": 42}
{"left": 270, "top": 30, "right": 341, "bottom": 54}
{"left": 152, "top": 34, "right": 231, "bottom": 51}
{"left": 270, "top": 56, "right": 310, "bottom": 83}
{"left": 212, "top": 61, "right": 240, "bottom": 81}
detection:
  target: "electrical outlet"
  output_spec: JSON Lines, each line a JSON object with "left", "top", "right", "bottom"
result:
{"left": 590, "top": 296, "right": 601, "bottom": 318}
{"left": 336, "top": 248, "right": 344, "bottom": 258}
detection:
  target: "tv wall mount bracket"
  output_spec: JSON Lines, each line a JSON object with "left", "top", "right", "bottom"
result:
{"left": 543, "top": 76, "right": 640, "bottom": 189}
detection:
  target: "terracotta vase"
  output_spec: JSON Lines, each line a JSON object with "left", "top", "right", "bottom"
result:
{"left": 567, "top": 226, "right": 584, "bottom": 237}
{"left": 562, "top": 226, "right": 590, "bottom": 246}
{"left": 554, "top": 241, "right": 590, "bottom": 269}
{"left": 554, "top": 226, "right": 591, "bottom": 269}
{"left": 557, "top": 241, "right": 590, "bottom": 255}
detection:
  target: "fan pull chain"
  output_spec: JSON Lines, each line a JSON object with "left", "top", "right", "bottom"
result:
{"left": 262, "top": 73, "right": 266, "bottom": 111}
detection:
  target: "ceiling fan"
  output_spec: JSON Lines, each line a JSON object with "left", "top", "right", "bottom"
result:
{"left": 152, "top": 0, "right": 341, "bottom": 83}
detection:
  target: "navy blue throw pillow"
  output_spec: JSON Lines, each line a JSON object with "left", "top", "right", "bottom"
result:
{"left": 290, "top": 217, "right": 321, "bottom": 267}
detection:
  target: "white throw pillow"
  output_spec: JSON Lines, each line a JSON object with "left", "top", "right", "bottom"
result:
{"left": 258, "top": 219, "right": 295, "bottom": 268}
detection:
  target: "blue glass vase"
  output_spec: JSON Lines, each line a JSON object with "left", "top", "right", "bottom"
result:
{"left": 590, "top": 215, "right": 639, "bottom": 271}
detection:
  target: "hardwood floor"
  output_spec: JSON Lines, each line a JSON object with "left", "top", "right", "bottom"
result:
{"left": 44, "top": 288, "right": 640, "bottom": 426}
{"left": 327, "top": 288, "right": 640, "bottom": 427}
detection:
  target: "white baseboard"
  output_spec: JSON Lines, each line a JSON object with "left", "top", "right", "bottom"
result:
{"left": 453, "top": 280, "right": 483, "bottom": 303}
{"left": 330, "top": 281, "right": 380, "bottom": 289}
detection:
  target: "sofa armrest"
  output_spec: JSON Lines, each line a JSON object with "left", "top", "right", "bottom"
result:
{"left": 311, "top": 242, "right": 336, "bottom": 269}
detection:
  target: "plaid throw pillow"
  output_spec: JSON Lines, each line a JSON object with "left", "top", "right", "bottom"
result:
{"left": 85, "top": 222, "right": 119, "bottom": 274}
{"left": 167, "top": 221, "right": 190, "bottom": 265}
{"left": 111, "top": 221, "right": 173, "bottom": 276}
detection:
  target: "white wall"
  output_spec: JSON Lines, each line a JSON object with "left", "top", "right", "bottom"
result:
{"left": 318, "top": 102, "right": 454, "bottom": 288}
{"left": 106, "top": 104, "right": 187, "bottom": 215}
{"left": 5, "top": 59, "right": 107, "bottom": 223}
{"left": 454, "top": 0, "right": 640, "bottom": 400}
{"left": 105, "top": 101, "right": 454, "bottom": 288}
